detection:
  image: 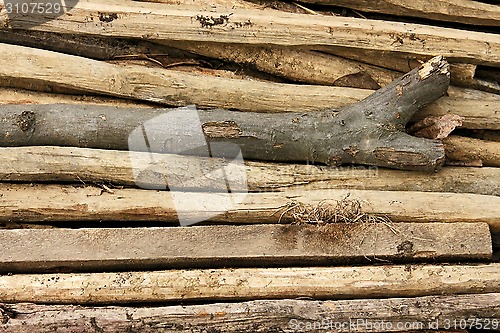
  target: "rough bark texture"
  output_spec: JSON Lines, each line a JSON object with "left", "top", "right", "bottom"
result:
{"left": 0, "top": 45, "right": 498, "bottom": 129}
{"left": 2, "top": 184, "right": 500, "bottom": 231}
{"left": 0, "top": 223, "right": 491, "bottom": 273}
{"left": 0, "top": 265, "right": 498, "bottom": 304}
{"left": 0, "top": 56, "right": 450, "bottom": 171}
{"left": 0, "top": 293, "right": 499, "bottom": 332}
{"left": 1, "top": 146, "right": 499, "bottom": 195}
{"left": 1, "top": 1, "right": 499, "bottom": 66}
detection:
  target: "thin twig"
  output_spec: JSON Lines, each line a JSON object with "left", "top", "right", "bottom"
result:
{"left": 292, "top": 1, "right": 319, "bottom": 15}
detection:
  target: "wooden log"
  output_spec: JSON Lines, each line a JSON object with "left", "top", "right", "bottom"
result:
{"left": 321, "top": 46, "right": 500, "bottom": 94}
{"left": 162, "top": 40, "right": 499, "bottom": 93}
{"left": 0, "top": 223, "right": 491, "bottom": 273}
{"left": 0, "top": 265, "right": 498, "bottom": 304}
{"left": 0, "top": 28, "right": 494, "bottom": 93}
{"left": 298, "top": 0, "right": 500, "bottom": 26}
{"left": 443, "top": 135, "right": 500, "bottom": 167}
{"left": 1, "top": 294, "right": 499, "bottom": 332}
{"left": 135, "top": 0, "right": 260, "bottom": 10}
{"left": 2, "top": 1, "right": 500, "bottom": 66}
{"left": 0, "top": 55, "right": 451, "bottom": 171}
{"left": 0, "top": 30, "right": 193, "bottom": 61}
{"left": 1, "top": 44, "right": 498, "bottom": 130}
{"left": 1, "top": 146, "right": 500, "bottom": 196}
{"left": 0, "top": 87, "right": 154, "bottom": 108}
{"left": 0, "top": 42, "right": 372, "bottom": 112}
{"left": 2, "top": 184, "right": 500, "bottom": 231}
{"left": 0, "top": 104, "right": 449, "bottom": 172}
{"left": 413, "top": 94, "right": 500, "bottom": 130}
{"left": 163, "top": 41, "right": 398, "bottom": 88}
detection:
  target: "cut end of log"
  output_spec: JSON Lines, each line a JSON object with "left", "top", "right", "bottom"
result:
{"left": 418, "top": 55, "right": 450, "bottom": 81}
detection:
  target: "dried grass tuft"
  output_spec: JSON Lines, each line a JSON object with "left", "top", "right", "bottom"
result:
{"left": 276, "top": 196, "right": 391, "bottom": 224}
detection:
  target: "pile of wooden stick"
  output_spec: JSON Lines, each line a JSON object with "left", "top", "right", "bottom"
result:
{"left": 0, "top": 0, "right": 499, "bottom": 331}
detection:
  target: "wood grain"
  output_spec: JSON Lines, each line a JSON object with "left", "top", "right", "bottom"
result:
{"left": 0, "top": 223, "right": 492, "bottom": 273}
{"left": 1, "top": 1, "right": 499, "bottom": 65}
{"left": 1, "top": 146, "right": 500, "bottom": 195}
{"left": 0, "top": 265, "right": 498, "bottom": 303}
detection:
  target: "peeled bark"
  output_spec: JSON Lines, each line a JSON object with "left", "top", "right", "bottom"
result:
{"left": 0, "top": 56, "right": 450, "bottom": 171}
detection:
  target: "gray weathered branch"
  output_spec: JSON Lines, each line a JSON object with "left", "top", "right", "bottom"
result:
{"left": 0, "top": 56, "right": 450, "bottom": 171}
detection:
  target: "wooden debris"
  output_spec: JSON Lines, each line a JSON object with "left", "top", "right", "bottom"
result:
{"left": 1, "top": 45, "right": 499, "bottom": 130}
{"left": 322, "top": 46, "right": 500, "bottom": 93}
{"left": 408, "top": 114, "right": 464, "bottom": 140}
{"left": 162, "top": 41, "right": 398, "bottom": 88}
{"left": 0, "top": 43, "right": 372, "bottom": 112}
{"left": 2, "top": 183, "right": 500, "bottom": 230}
{"left": 0, "top": 146, "right": 499, "bottom": 195}
{"left": 0, "top": 56, "right": 452, "bottom": 171}
{"left": 0, "top": 294, "right": 497, "bottom": 333}
{"left": 0, "top": 223, "right": 492, "bottom": 273}
{"left": 1, "top": 1, "right": 500, "bottom": 65}
{"left": 443, "top": 135, "right": 500, "bottom": 167}
{"left": 0, "top": 264, "right": 498, "bottom": 303}
{"left": 1, "top": 293, "right": 499, "bottom": 331}
{"left": 298, "top": 0, "right": 500, "bottom": 26}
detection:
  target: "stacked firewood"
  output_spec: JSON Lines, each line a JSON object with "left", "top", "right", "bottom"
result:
{"left": 0, "top": 0, "right": 499, "bottom": 331}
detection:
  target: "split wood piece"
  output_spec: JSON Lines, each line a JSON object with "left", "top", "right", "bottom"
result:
{"left": 448, "top": 63, "right": 500, "bottom": 95}
{"left": 0, "top": 28, "right": 492, "bottom": 92}
{"left": 0, "top": 295, "right": 499, "bottom": 332}
{"left": 133, "top": 0, "right": 261, "bottom": 10}
{"left": 1, "top": 44, "right": 498, "bottom": 130}
{"left": 321, "top": 46, "right": 500, "bottom": 94}
{"left": 0, "top": 223, "right": 492, "bottom": 273}
{"left": 2, "top": 1, "right": 500, "bottom": 66}
{"left": 1, "top": 146, "right": 500, "bottom": 196}
{"left": 0, "top": 30, "right": 195, "bottom": 61}
{"left": 0, "top": 55, "right": 451, "bottom": 171}
{"left": 443, "top": 135, "right": 500, "bottom": 167}
{"left": 162, "top": 40, "right": 498, "bottom": 93}
{"left": 0, "top": 43, "right": 371, "bottom": 112}
{"left": 0, "top": 45, "right": 500, "bottom": 129}
{"left": 163, "top": 41, "right": 398, "bottom": 88}
{"left": 2, "top": 184, "right": 500, "bottom": 231}
{"left": 298, "top": 0, "right": 500, "bottom": 26}
{"left": 0, "top": 87, "right": 155, "bottom": 108}
{"left": 0, "top": 265, "right": 498, "bottom": 304}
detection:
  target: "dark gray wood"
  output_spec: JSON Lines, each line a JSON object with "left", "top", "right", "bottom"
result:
{"left": 1, "top": 293, "right": 499, "bottom": 332}
{"left": 0, "top": 57, "right": 449, "bottom": 171}
{"left": 0, "top": 30, "right": 181, "bottom": 60}
{"left": 0, "top": 223, "right": 491, "bottom": 273}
